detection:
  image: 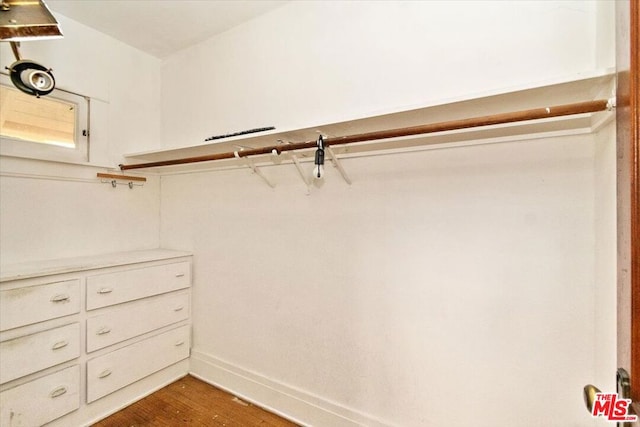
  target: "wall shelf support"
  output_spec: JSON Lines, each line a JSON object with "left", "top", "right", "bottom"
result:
{"left": 326, "top": 146, "right": 352, "bottom": 185}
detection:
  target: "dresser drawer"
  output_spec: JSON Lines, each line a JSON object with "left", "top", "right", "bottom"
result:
{"left": 86, "top": 291, "right": 190, "bottom": 352}
{"left": 86, "top": 261, "right": 191, "bottom": 310}
{"left": 0, "top": 365, "right": 80, "bottom": 426}
{"left": 0, "top": 280, "right": 80, "bottom": 331}
{"left": 87, "top": 325, "right": 189, "bottom": 402}
{"left": 0, "top": 323, "right": 80, "bottom": 384}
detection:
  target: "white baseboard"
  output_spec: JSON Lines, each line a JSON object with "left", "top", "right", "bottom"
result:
{"left": 190, "top": 350, "right": 395, "bottom": 427}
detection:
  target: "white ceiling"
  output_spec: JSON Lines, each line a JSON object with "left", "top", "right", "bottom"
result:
{"left": 45, "top": 0, "right": 288, "bottom": 59}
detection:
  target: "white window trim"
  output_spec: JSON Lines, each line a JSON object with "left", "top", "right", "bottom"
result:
{"left": 0, "top": 73, "right": 90, "bottom": 164}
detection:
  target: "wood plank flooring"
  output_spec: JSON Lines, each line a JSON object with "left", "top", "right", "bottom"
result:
{"left": 92, "top": 375, "right": 299, "bottom": 427}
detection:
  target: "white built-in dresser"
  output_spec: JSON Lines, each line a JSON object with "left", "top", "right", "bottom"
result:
{"left": 0, "top": 249, "right": 192, "bottom": 426}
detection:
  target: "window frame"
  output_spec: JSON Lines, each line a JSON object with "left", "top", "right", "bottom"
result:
{"left": 0, "top": 73, "right": 90, "bottom": 164}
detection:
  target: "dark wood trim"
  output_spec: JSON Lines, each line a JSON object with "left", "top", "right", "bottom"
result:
{"left": 617, "top": 0, "right": 640, "bottom": 405}
{"left": 630, "top": 0, "right": 639, "bottom": 404}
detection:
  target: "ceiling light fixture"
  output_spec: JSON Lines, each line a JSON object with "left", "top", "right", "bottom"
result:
{"left": 0, "top": 0, "right": 63, "bottom": 42}
{"left": 5, "top": 41, "right": 55, "bottom": 97}
{"left": 1, "top": 0, "right": 61, "bottom": 97}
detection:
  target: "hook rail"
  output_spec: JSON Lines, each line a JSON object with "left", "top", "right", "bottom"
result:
{"left": 97, "top": 173, "right": 146, "bottom": 189}
{"left": 120, "top": 99, "right": 611, "bottom": 171}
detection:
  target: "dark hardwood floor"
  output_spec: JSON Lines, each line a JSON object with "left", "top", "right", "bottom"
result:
{"left": 92, "top": 375, "right": 299, "bottom": 426}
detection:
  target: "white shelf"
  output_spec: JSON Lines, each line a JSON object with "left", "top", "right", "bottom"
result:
{"left": 123, "top": 69, "right": 615, "bottom": 173}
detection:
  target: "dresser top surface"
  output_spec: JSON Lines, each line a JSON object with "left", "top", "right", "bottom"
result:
{"left": 0, "top": 249, "right": 192, "bottom": 282}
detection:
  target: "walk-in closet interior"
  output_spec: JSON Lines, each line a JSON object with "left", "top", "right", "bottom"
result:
{"left": 0, "top": 1, "right": 636, "bottom": 426}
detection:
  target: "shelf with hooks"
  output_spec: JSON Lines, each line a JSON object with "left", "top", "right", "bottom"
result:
{"left": 97, "top": 173, "right": 146, "bottom": 189}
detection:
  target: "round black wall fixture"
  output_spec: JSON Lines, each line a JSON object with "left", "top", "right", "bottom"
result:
{"left": 8, "top": 59, "right": 55, "bottom": 97}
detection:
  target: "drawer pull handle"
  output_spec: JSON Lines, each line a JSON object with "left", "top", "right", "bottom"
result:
{"left": 174, "top": 306, "right": 184, "bottom": 312}
{"left": 174, "top": 340, "right": 185, "bottom": 346}
{"left": 49, "top": 386, "right": 68, "bottom": 398}
{"left": 50, "top": 294, "right": 70, "bottom": 303}
{"left": 97, "top": 288, "right": 113, "bottom": 294}
{"left": 51, "top": 340, "right": 69, "bottom": 350}
{"left": 175, "top": 273, "right": 185, "bottom": 278}
{"left": 98, "top": 369, "right": 112, "bottom": 379}
{"left": 96, "top": 327, "right": 111, "bottom": 335}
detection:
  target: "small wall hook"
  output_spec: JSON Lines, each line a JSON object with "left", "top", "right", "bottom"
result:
{"left": 97, "top": 173, "right": 146, "bottom": 189}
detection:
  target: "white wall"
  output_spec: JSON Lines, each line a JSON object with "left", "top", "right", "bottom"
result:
{"left": 593, "top": 122, "right": 617, "bottom": 398}
{"left": 0, "top": 14, "right": 162, "bottom": 264}
{"left": 161, "top": 0, "right": 601, "bottom": 148}
{"left": 0, "top": 158, "right": 160, "bottom": 265}
{"left": 162, "top": 135, "right": 601, "bottom": 426}
{"left": 159, "top": 1, "right": 617, "bottom": 426}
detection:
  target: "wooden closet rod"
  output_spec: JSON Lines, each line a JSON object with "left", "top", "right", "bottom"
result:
{"left": 97, "top": 172, "right": 146, "bottom": 182}
{"left": 120, "top": 99, "right": 611, "bottom": 170}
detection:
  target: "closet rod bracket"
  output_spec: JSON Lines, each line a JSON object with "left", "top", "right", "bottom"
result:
{"left": 326, "top": 146, "right": 352, "bottom": 185}
{"left": 290, "top": 153, "right": 311, "bottom": 194}
{"left": 244, "top": 156, "right": 275, "bottom": 188}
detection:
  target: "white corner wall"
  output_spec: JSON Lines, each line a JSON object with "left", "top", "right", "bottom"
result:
{"left": 158, "top": 1, "right": 617, "bottom": 426}
{"left": 0, "top": 14, "right": 163, "bottom": 264}
{"left": 162, "top": 135, "right": 600, "bottom": 426}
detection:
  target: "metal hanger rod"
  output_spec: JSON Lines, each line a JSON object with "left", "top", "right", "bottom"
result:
{"left": 120, "top": 99, "right": 610, "bottom": 171}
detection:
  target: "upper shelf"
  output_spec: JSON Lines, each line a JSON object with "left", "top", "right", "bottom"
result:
{"left": 123, "top": 69, "right": 616, "bottom": 173}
